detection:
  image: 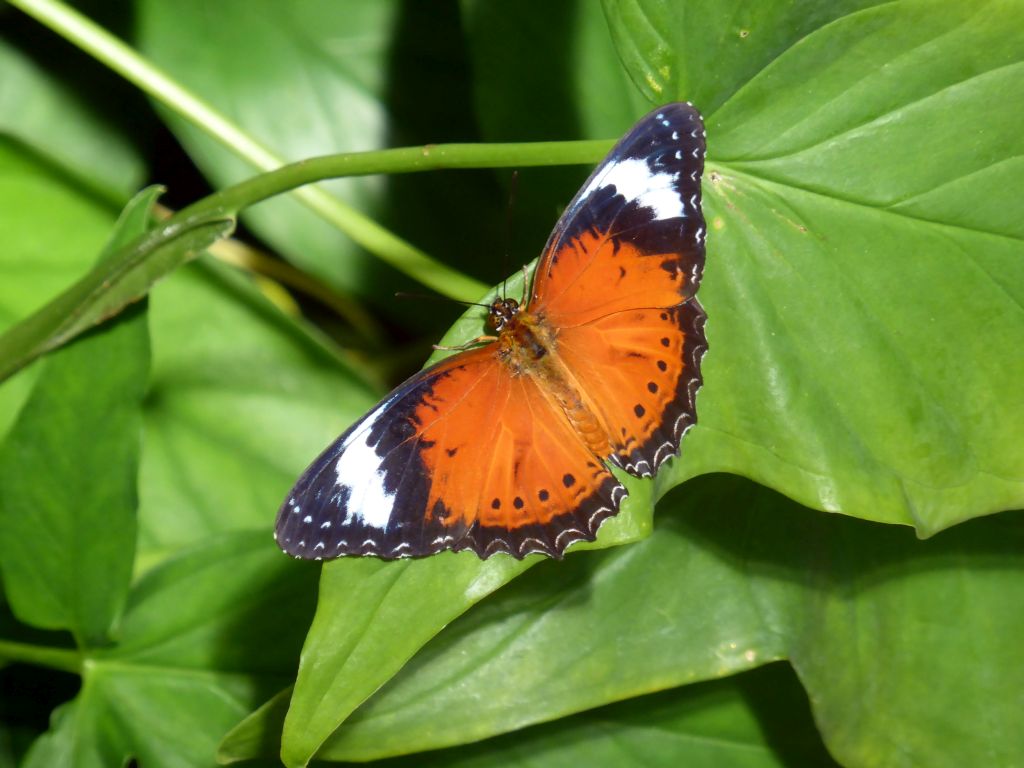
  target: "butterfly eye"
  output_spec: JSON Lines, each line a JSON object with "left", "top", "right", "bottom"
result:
{"left": 488, "top": 298, "right": 520, "bottom": 332}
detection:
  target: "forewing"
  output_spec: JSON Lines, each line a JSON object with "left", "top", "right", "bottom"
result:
{"left": 276, "top": 347, "right": 625, "bottom": 560}
{"left": 530, "top": 102, "right": 706, "bottom": 326}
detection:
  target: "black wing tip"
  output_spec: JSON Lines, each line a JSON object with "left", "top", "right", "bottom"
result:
{"left": 631, "top": 101, "right": 706, "bottom": 150}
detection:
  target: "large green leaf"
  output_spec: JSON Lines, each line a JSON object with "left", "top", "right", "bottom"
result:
{"left": 223, "top": 664, "right": 838, "bottom": 767}
{"left": 20, "top": 531, "right": 317, "bottom": 768}
{"left": 0, "top": 187, "right": 157, "bottom": 645}
{"left": 297, "top": 475, "right": 1023, "bottom": 767}
{"left": 256, "top": 2, "right": 1023, "bottom": 764}
{"left": 138, "top": 258, "right": 379, "bottom": 556}
{"left": 0, "top": 34, "right": 144, "bottom": 201}
{"left": 134, "top": 0, "right": 398, "bottom": 296}
{"left": 600, "top": 0, "right": 1024, "bottom": 533}
{"left": 275, "top": 555, "right": 535, "bottom": 765}
{"left": 602, "top": 0, "right": 889, "bottom": 111}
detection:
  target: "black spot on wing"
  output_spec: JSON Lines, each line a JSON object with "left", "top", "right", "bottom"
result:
{"left": 460, "top": 472, "right": 627, "bottom": 560}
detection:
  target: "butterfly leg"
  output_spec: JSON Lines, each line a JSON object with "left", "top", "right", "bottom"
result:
{"left": 433, "top": 335, "right": 498, "bottom": 352}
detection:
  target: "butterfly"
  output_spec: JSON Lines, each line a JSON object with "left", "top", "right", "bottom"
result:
{"left": 276, "top": 102, "right": 707, "bottom": 560}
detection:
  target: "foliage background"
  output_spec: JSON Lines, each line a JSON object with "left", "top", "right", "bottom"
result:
{"left": 0, "top": 1, "right": 1022, "bottom": 767}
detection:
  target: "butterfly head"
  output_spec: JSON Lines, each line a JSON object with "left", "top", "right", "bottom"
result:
{"left": 487, "top": 297, "right": 521, "bottom": 333}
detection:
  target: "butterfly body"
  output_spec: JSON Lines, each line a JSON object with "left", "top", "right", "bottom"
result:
{"left": 276, "top": 103, "right": 707, "bottom": 560}
{"left": 495, "top": 305, "right": 612, "bottom": 458}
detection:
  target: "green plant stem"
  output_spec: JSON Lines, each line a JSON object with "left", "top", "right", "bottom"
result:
{"left": 7, "top": 0, "right": 278, "bottom": 171}
{"left": 1, "top": 0, "right": 615, "bottom": 384}
{"left": 178, "top": 141, "right": 610, "bottom": 298}
{"left": 4, "top": 0, "right": 462, "bottom": 299}
{"left": 174, "top": 141, "right": 610, "bottom": 298}
{"left": 0, "top": 638, "right": 82, "bottom": 674}
{"left": 179, "top": 140, "right": 612, "bottom": 222}
{"left": 9, "top": 0, "right": 613, "bottom": 301}
{"left": 0, "top": 139, "right": 611, "bottom": 385}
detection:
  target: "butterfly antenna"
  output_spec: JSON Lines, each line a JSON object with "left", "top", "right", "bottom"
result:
{"left": 501, "top": 170, "right": 520, "bottom": 299}
{"left": 395, "top": 291, "right": 490, "bottom": 310}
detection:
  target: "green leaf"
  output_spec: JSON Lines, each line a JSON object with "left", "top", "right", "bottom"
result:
{"left": 602, "top": 0, "right": 888, "bottom": 111}
{"left": 223, "top": 664, "right": 837, "bottom": 767}
{"left": 740, "top": 482, "right": 1024, "bottom": 768}
{"left": 135, "top": 0, "right": 400, "bottom": 297}
{"left": 302, "top": 475, "right": 1023, "bottom": 766}
{"left": 279, "top": 555, "right": 532, "bottom": 766}
{"left": 20, "top": 700, "right": 76, "bottom": 768}
{"left": 604, "top": 0, "right": 1024, "bottom": 533}
{"left": 138, "top": 258, "right": 380, "bottom": 556}
{"left": 0, "top": 35, "right": 144, "bottom": 201}
{"left": 0, "top": 187, "right": 159, "bottom": 645}
{"left": 217, "top": 688, "right": 291, "bottom": 765}
{"left": 0, "top": 140, "right": 117, "bottom": 439}
{"left": 22, "top": 531, "right": 318, "bottom": 768}
{"left": 0, "top": 208, "right": 234, "bottom": 384}
{"left": 263, "top": 4, "right": 1024, "bottom": 762}
{"left": 305, "top": 479, "right": 781, "bottom": 760}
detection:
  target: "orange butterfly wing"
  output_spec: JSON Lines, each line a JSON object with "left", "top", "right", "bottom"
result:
{"left": 275, "top": 347, "right": 623, "bottom": 559}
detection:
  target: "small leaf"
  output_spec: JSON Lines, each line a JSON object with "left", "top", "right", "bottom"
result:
{"left": 0, "top": 187, "right": 161, "bottom": 645}
{"left": 0, "top": 209, "right": 234, "bottom": 384}
{"left": 217, "top": 688, "right": 291, "bottom": 765}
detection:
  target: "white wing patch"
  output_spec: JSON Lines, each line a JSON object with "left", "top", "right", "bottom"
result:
{"left": 582, "top": 157, "right": 684, "bottom": 221}
{"left": 332, "top": 400, "right": 396, "bottom": 530}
